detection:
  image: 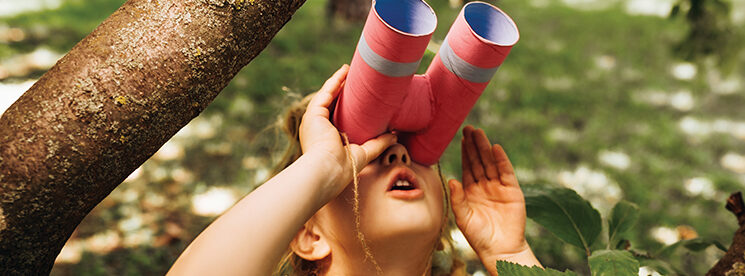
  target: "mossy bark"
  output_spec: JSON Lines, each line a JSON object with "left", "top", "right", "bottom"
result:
{"left": 707, "top": 192, "right": 745, "bottom": 275}
{"left": 0, "top": 0, "right": 305, "bottom": 273}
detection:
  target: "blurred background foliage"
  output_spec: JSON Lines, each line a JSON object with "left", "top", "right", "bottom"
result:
{"left": 1, "top": 0, "right": 745, "bottom": 274}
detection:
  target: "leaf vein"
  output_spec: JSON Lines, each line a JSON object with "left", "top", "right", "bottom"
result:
{"left": 545, "top": 194, "right": 590, "bottom": 255}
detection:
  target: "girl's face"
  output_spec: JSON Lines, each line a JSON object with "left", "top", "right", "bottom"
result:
{"left": 315, "top": 143, "right": 445, "bottom": 256}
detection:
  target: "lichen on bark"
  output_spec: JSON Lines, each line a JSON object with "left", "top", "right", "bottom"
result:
{"left": 0, "top": 207, "right": 6, "bottom": 232}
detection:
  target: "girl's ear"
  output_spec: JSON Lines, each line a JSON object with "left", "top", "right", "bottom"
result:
{"left": 290, "top": 222, "right": 331, "bottom": 261}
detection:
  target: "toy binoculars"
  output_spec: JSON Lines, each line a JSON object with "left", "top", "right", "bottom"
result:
{"left": 332, "top": 0, "right": 519, "bottom": 165}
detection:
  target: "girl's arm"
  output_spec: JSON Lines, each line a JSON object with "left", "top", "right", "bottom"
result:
{"left": 449, "top": 126, "right": 542, "bottom": 276}
{"left": 168, "top": 65, "right": 396, "bottom": 276}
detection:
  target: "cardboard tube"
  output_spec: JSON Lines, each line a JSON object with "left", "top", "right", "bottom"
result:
{"left": 333, "top": 0, "right": 436, "bottom": 143}
{"left": 333, "top": 0, "right": 519, "bottom": 165}
{"left": 405, "top": 1, "right": 519, "bottom": 165}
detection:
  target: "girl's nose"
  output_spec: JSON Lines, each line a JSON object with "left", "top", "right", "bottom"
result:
{"left": 381, "top": 144, "right": 411, "bottom": 166}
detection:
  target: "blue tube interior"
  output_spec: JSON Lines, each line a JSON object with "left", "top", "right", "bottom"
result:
{"left": 375, "top": 0, "right": 436, "bottom": 35}
{"left": 464, "top": 2, "right": 518, "bottom": 45}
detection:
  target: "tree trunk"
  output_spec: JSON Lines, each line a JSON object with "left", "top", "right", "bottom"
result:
{"left": 0, "top": 0, "right": 305, "bottom": 273}
{"left": 327, "top": 0, "right": 370, "bottom": 23}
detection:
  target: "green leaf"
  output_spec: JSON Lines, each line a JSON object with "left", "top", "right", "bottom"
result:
{"left": 631, "top": 250, "right": 682, "bottom": 275}
{"left": 496, "top": 261, "right": 578, "bottom": 276}
{"left": 683, "top": 238, "right": 727, "bottom": 252}
{"left": 657, "top": 237, "right": 727, "bottom": 258}
{"left": 588, "top": 250, "right": 640, "bottom": 276}
{"left": 637, "top": 258, "right": 681, "bottom": 276}
{"left": 524, "top": 186, "right": 602, "bottom": 255}
{"left": 607, "top": 201, "right": 639, "bottom": 247}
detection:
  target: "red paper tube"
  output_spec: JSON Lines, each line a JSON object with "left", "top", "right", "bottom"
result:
{"left": 333, "top": 0, "right": 437, "bottom": 143}
{"left": 405, "top": 2, "right": 519, "bottom": 165}
{"left": 333, "top": 0, "right": 519, "bottom": 165}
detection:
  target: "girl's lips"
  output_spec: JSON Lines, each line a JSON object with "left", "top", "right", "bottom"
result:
{"left": 385, "top": 167, "right": 424, "bottom": 200}
{"left": 387, "top": 189, "right": 424, "bottom": 200}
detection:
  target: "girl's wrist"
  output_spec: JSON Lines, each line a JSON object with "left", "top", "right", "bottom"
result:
{"left": 482, "top": 244, "right": 531, "bottom": 262}
{"left": 478, "top": 242, "right": 542, "bottom": 275}
{"left": 476, "top": 241, "right": 543, "bottom": 271}
{"left": 477, "top": 241, "right": 523, "bottom": 260}
{"left": 297, "top": 151, "right": 348, "bottom": 202}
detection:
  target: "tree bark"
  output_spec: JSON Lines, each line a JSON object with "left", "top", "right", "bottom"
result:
{"left": 327, "top": 0, "right": 370, "bottom": 23}
{"left": 707, "top": 192, "right": 745, "bottom": 275}
{"left": 0, "top": 0, "right": 305, "bottom": 273}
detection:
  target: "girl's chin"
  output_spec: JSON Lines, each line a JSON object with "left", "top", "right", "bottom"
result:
{"left": 364, "top": 206, "right": 442, "bottom": 236}
{"left": 363, "top": 220, "right": 442, "bottom": 246}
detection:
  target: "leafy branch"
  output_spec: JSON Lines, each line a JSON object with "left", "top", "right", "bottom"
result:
{"left": 501, "top": 186, "right": 734, "bottom": 275}
{"left": 669, "top": 0, "right": 743, "bottom": 72}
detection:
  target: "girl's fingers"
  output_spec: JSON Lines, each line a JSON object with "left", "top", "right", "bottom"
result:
{"left": 473, "top": 128, "right": 499, "bottom": 180}
{"left": 353, "top": 133, "right": 397, "bottom": 168}
{"left": 493, "top": 144, "right": 518, "bottom": 187}
{"left": 463, "top": 126, "right": 486, "bottom": 181}
{"left": 308, "top": 65, "right": 349, "bottom": 110}
{"left": 461, "top": 137, "right": 475, "bottom": 185}
{"left": 448, "top": 179, "right": 470, "bottom": 222}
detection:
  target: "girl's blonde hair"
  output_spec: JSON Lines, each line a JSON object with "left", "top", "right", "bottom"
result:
{"left": 270, "top": 93, "right": 466, "bottom": 276}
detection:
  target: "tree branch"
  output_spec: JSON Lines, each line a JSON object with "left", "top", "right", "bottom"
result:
{"left": 0, "top": 0, "right": 305, "bottom": 273}
{"left": 707, "top": 192, "right": 745, "bottom": 275}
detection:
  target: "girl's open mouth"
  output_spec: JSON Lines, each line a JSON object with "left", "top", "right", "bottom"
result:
{"left": 386, "top": 167, "right": 424, "bottom": 200}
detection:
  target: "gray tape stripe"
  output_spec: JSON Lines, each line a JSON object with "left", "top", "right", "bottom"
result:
{"left": 357, "top": 35, "right": 421, "bottom": 77}
{"left": 439, "top": 39, "right": 499, "bottom": 83}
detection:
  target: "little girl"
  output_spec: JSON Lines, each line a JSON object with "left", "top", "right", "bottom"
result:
{"left": 168, "top": 65, "right": 542, "bottom": 275}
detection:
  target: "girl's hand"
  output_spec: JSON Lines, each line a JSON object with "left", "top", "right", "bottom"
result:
{"left": 449, "top": 126, "right": 540, "bottom": 271}
{"left": 168, "top": 65, "right": 396, "bottom": 276}
{"left": 299, "top": 65, "right": 397, "bottom": 198}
